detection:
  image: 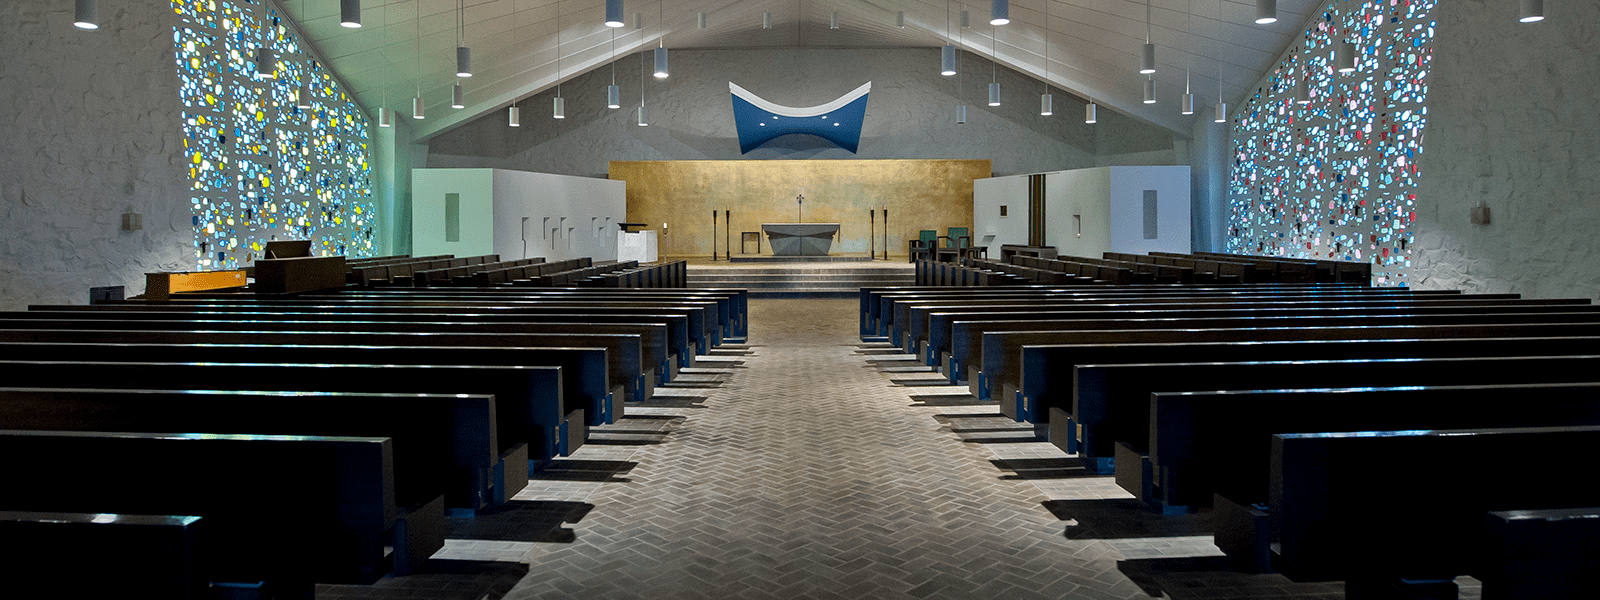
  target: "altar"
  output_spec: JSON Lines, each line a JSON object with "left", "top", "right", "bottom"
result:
{"left": 762, "top": 223, "right": 840, "bottom": 256}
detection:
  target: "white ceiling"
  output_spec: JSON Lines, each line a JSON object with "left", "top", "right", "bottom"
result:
{"left": 280, "top": 0, "right": 1325, "bottom": 140}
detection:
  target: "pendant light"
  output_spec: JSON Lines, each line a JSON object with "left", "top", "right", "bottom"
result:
{"left": 1143, "top": 76, "right": 1156, "bottom": 104}
{"left": 653, "top": 1, "right": 668, "bottom": 78}
{"left": 255, "top": 50, "right": 276, "bottom": 80}
{"left": 1337, "top": 40, "right": 1358, "bottom": 73}
{"left": 1296, "top": 75, "right": 1310, "bottom": 104}
{"left": 941, "top": 2, "right": 957, "bottom": 76}
{"left": 294, "top": 0, "right": 311, "bottom": 108}
{"left": 1180, "top": 2, "right": 1193, "bottom": 115}
{"left": 698, "top": 12, "right": 708, "bottom": 29}
{"left": 830, "top": 11, "right": 840, "bottom": 30}
{"left": 1085, "top": 101, "right": 1097, "bottom": 124}
{"left": 412, "top": 1, "right": 424, "bottom": 119}
{"left": 1040, "top": 0, "right": 1051, "bottom": 116}
{"left": 378, "top": 107, "right": 392, "bottom": 127}
{"left": 1214, "top": 65, "right": 1226, "bottom": 123}
{"left": 957, "top": 104, "right": 968, "bottom": 124}
{"left": 1519, "top": 0, "right": 1544, "bottom": 23}
{"left": 990, "top": 0, "right": 1009, "bottom": 26}
{"left": 1140, "top": 0, "right": 1155, "bottom": 74}
{"left": 607, "top": 28, "right": 621, "bottom": 108}
{"left": 605, "top": 0, "right": 625, "bottom": 27}
{"left": 553, "top": 10, "right": 564, "bottom": 119}
{"left": 377, "top": 15, "right": 390, "bottom": 128}
{"left": 957, "top": 9, "right": 968, "bottom": 124}
{"left": 763, "top": 11, "right": 772, "bottom": 29}
{"left": 509, "top": 105, "right": 521, "bottom": 127}
{"left": 1255, "top": 0, "right": 1277, "bottom": 25}
{"left": 987, "top": 28, "right": 999, "bottom": 106}
{"left": 413, "top": 94, "right": 426, "bottom": 119}
{"left": 73, "top": 0, "right": 98, "bottom": 30}
{"left": 897, "top": 11, "right": 906, "bottom": 28}
{"left": 452, "top": 83, "right": 465, "bottom": 109}
{"left": 638, "top": 49, "right": 649, "bottom": 126}
{"left": 455, "top": 1, "right": 471, "bottom": 77}
{"left": 340, "top": 0, "right": 361, "bottom": 28}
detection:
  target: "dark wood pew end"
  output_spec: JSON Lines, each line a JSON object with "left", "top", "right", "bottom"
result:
{"left": 1478, "top": 507, "right": 1600, "bottom": 600}
{"left": 1345, "top": 577, "right": 1458, "bottom": 600}
{"left": 1213, "top": 494, "right": 1273, "bottom": 574}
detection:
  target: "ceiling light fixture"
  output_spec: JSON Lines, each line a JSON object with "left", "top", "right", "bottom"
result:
{"left": 340, "top": 0, "right": 361, "bottom": 28}
{"left": 1140, "top": 0, "right": 1156, "bottom": 74}
{"left": 605, "top": 0, "right": 624, "bottom": 27}
{"left": 990, "top": 0, "right": 1009, "bottom": 26}
{"left": 1041, "top": 0, "right": 1051, "bottom": 115}
{"left": 452, "top": 83, "right": 465, "bottom": 109}
{"left": 830, "top": 10, "right": 840, "bottom": 30}
{"left": 654, "top": 2, "right": 668, "bottom": 78}
{"left": 73, "top": 0, "right": 98, "bottom": 30}
{"left": 1337, "top": 40, "right": 1358, "bottom": 73}
{"left": 1255, "top": 0, "right": 1278, "bottom": 25}
{"left": 1519, "top": 0, "right": 1544, "bottom": 22}
{"left": 1085, "top": 101, "right": 1097, "bottom": 124}
{"left": 942, "top": 3, "right": 956, "bottom": 76}
{"left": 509, "top": 105, "right": 520, "bottom": 126}
{"left": 608, "top": 28, "right": 621, "bottom": 108}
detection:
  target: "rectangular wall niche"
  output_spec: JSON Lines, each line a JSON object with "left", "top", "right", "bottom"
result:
{"left": 1142, "top": 190, "right": 1159, "bottom": 240}
{"left": 171, "top": 0, "right": 377, "bottom": 269}
{"left": 444, "top": 194, "right": 461, "bottom": 242}
{"left": 1225, "top": 0, "right": 1434, "bottom": 286}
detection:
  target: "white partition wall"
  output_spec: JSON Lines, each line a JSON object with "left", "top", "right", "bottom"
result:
{"left": 413, "top": 169, "right": 627, "bottom": 262}
{"left": 975, "top": 166, "right": 1191, "bottom": 259}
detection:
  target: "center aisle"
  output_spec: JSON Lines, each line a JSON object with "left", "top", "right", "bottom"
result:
{"left": 496, "top": 298, "right": 1332, "bottom": 600}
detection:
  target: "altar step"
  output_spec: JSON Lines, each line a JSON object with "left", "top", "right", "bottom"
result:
{"left": 687, "top": 263, "right": 914, "bottom": 297}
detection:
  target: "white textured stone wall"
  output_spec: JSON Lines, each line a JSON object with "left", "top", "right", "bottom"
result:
{"left": 1412, "top": 0, "right": 1600, "bottom": 299}
{"left": 426, "top": 48, "right": 1180, "bottom": 178}
{"left": 0, "top": 3, "right": 189, "bottom": 310}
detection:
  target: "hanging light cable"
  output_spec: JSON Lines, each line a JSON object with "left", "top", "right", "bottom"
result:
{"left": 607, "top": 28, "right": 621, "bottom": 108}
{"left": 957, "top": 11, "right": 968, "bottom": 124}
{"left": 254, "top": 2, "right": 276, "bottom": 81}
{"left": 988, "top": 27, "right": 1000, "bottom": 106}
{"left": 637, "top": 47, "right": 649, "bottom": 126}
{"left": 377, "top": 6, "right": 390, "bottom": 127}
{"left": 73, "top": 0, "right": 98, "bottom": 30}
{"left": 941, "top": 2, "right": 957, "bottom": 76}
{"left": 413, "top": 1, "right": 424, "bottom": 119}
{"left": 296, "top": 0, "right": 312, "bottom": 109}
{"left": 1140, "top": 0, "right": 1156, "bottom": 74}
{"left": 653, "top": 1, "right": 669, "bottom": 78}
{"left": 1181, "top": 0, "right": 1193, "bottom": 115}
{"left": 1041, "top": 0, "right": 1052, "bottom": 115}
{"left": 456, "top": 0, "right": 471, "bottom": 77}
{"left": 554, "top": 10, "right": 564, "bottom": 118}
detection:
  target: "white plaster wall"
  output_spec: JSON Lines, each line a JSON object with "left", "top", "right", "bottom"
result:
{"left": 0, "top": 2, "right": 190, "bottom": 309}
{"left": 1106, "top": 166, "right": 1192, "bottom": 255}
{"left": 973, "top": 175, "right": 1032, "bottom": 255}
{"left": 412, "top": 169, "right": 496, "bottom": 258}
{"left": 490, "top": 170, "right": 626, "bottom": 263}
{"left": 425, "top": 48, "right": 1179, "bottom": 178}
{"left": 1045, "top": 169, "right": 1112, "bottom": 258}
{"left": 1411, "top": 0, "right": 1600, "bottom": 299}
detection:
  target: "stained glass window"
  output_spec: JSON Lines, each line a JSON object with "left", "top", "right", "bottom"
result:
{"left": 1226, "top": 0, "right": 1433, "bottom": 287}
{"left": 171, "top": 0, "right": 375, "bottom": 269}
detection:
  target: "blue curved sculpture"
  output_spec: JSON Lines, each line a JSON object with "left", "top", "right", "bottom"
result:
{"left": 730, "top": 82, "right": 871, "bottom": 154}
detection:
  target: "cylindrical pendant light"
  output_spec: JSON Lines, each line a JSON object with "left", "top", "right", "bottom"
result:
{"left": 255, "top": 48, "right": 276, "bottom": 79}
{"left": 1140, "top": 43, "right": 1156, "bottom": 74}
{"left": 605, "top": 0, "right": 625, "bottom": 27}
{"left": 296, "top": 82, "right": 312, "bottom": 109}
{"left": 508, "top": 105, "right": 521, "bottom": 127}
{"left": 607, "top": 85, "right": 621, "bottom": 109}
{"left": 377, "top": 107, "right": 392, "bottom": 128}
{"left": 1337, "top": 41, "right": 1358, "bottom": 73}
{"left": 637, "top": 106, "right": 648, "bottom": 126}
{"left": 830, "top": 11, "right": 840, "bottom": 29}
{"left": 456, "top": 47, "right": 472, "bottom": 77}
{"left": 1255, "top": 0, "right": 1278, "bottom": 25}
{"left": 941, "top": 46, "right": 957, "bottom": 76}
{"left": 340, "top": 0, "right": 362, "bottom": 28}
{"left": 1085, "top": 102, "right": 1097, "bottom": 124}
{"left": 73, "top": 0, "right": 98, "bottom": 30}
{"left": 1214, "top": 102, "right": 1227, "bottom": 123}
{"left": 988, "top": 82, "right": 1001, "bottom": 106}
{"left": 1296, "top": 77, "right": 1311, "bottom": 104}
{"left": 763, "top": 11, "right": 772, "bottom": 29}
{"left": 553, "top": 96, "right": 565, "bottom": 119}
{"left": 991, "top": 0, "right": 1010, "bottom": 25}
{"left": 960, "top": 11, "right": 970, "bottom": 28}
{"left": 1181, "top": 92, "right": 1194, "bottom": 115}
{"left": 633, "top": 13, "right": 642, "bottom": 28}
{"left": 1040, "top": 93, "right": 1053, "bottom": 116}
{"left": 897, "top": 11, "right": 906, "bottom": 28}
{"left": 957, "top": 104, "right": 968, "bottom": 124}
{"left": 653, "top": 47, "right": 669, "bottom": 78}
{"left": 413, "top": 95, "right": 425, "bottom": 119}
{"left": 697, "top": 12, "right": 708, "bottom": 29}
{"left": 1144, "top": 77, "right": 1157, "bottom": 104}
{"left": 1519, "top": 0, "right": 1544, "bottom": 22}
{"left": 452, "top": 84, "right": 464, "bottom": 109}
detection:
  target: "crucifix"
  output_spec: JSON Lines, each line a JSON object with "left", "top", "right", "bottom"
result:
{"left": 795, "top": 194, "right": 805, "bottom": 222}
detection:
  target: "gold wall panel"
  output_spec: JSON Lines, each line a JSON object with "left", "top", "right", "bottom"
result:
{"left": 610, "top": 159, "right": 989, "bottom": 258}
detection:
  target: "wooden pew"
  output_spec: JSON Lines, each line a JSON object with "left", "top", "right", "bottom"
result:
{"left": 0, "top": 362, "right": 546, "bottom": 498}
{"left": 1479, "top": 507, "right": 1600, "bottom": 600}
{"left": 1268, "top": 423, "right": 1600, "bottom": 591}
{"left": 0, "top": 327, "right": 640, "bottom": 426}
{"left": 0, "top": 340, "right": 608, "bottom": 454}
{"left": 0, "top": 430, "right": 395, "bottom": 592}
{"left": 2, "top": 511, "right": 206, "bottom": 600}
{"left": 0, "top": 317, "right": 663, "bottom": 406}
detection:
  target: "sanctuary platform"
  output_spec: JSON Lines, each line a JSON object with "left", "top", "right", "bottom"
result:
{"left": 686, "top": 258, "right": 912, "bottom": 297}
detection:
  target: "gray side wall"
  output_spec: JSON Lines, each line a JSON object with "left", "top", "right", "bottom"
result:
{"left": 1411, "top": 0, "right": 1600, "bottom": 299}
{"left": 0, "top": 2, "right": 189, "bottom": 310}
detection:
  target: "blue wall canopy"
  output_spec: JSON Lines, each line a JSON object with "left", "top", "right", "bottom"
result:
{"left": 730, "top": 82, "right": 871, "bottom": 154}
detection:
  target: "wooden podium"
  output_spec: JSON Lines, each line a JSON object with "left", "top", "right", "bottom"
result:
{"left": 252, "top": 240, "right": 347, "bottom": 294}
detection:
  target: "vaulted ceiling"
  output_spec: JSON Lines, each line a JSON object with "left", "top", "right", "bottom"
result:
{"left": 280, "top": 0, "right": 1324, "bottom": 140}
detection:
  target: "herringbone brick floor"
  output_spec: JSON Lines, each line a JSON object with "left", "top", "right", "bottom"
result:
{"left": 322, "top": 297, "right": 1480, "bottom": 599}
